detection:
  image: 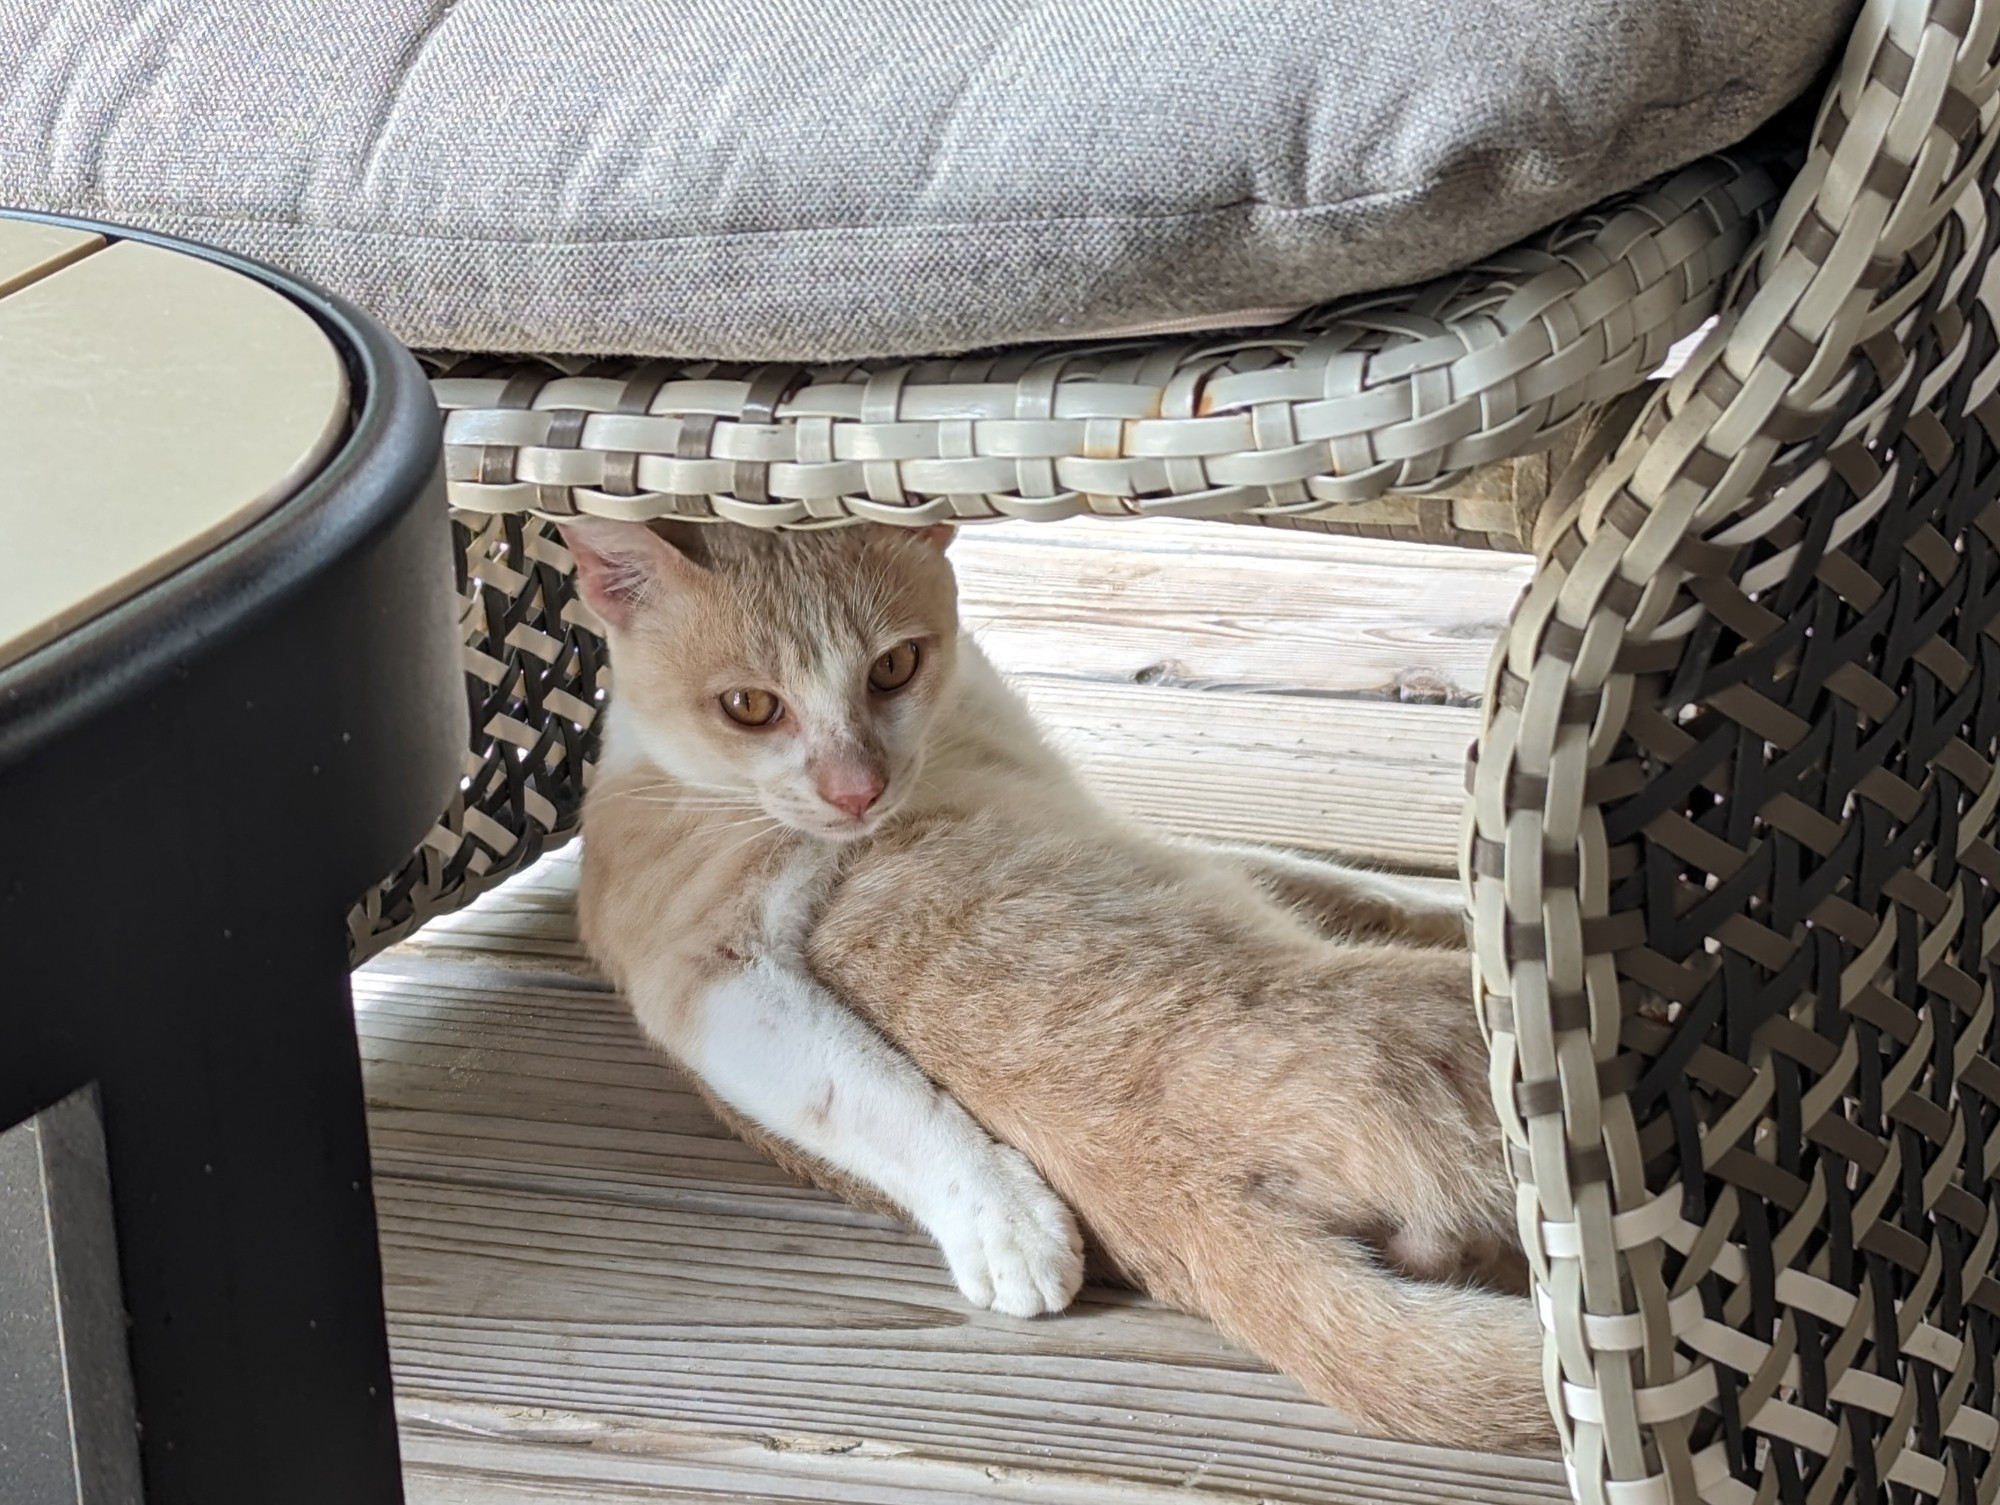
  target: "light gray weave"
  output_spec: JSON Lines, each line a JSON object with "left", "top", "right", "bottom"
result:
{"left": 0, "top": 0, "right": 1853, "bottom": 361}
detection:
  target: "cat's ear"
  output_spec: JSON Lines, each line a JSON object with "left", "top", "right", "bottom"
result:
{"left": 919, "top": 524, "right": 955, "bottom": 552}
{"left": 558, "top": 518, "right": 696, "bottom": 629}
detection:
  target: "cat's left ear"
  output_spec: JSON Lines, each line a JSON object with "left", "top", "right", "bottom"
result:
{"left": 919, "top": 524, "right": 955, "bottom": 552}
{"left": 558, "top": 518, "right": 695, "bottom": 629}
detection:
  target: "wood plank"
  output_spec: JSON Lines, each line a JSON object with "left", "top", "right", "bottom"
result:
{"left": 952, "top": 519, "right": 1530, "bottom": 704}
{"left": 401, "top": 1410, "right": 1557, "bottom": 1505}
{"left": 394, "top": 849, "right": 594, "bottom": 967}
{"left": 356, "top": 959, "right": 1566, "bottom": 1505}
{"left": 943, "top": 520, "right": 1511, "bottom": 870}
{"left": 1015, "top": 678, "right": 1474, "bottom": 872}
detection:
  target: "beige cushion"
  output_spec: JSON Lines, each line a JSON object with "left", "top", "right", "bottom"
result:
{"left": 1, "top": 0, "right": 1855, "bottom": 362}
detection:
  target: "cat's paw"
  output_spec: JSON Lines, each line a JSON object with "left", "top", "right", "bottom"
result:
{"left": 927, "top": 1145, "right": 1084, "bottom": 1318}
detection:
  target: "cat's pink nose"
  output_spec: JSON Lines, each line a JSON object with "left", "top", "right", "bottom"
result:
{"left": 818, "top": 769, "right": 885, "bottom": 820}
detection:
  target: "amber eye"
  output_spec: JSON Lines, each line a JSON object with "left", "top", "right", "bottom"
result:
{"left": 719, "top": 688, "right": 782, "bottom": 726}
{"left": 869, "top": 641, "right": 921, "bottom": 694}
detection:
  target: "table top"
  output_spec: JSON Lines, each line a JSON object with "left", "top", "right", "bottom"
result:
{"left": 0, "top": 217, "right": 349, "bottom": 672}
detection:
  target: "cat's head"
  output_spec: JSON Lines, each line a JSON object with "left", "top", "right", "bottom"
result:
{"left": 560, "top": 518, "right": 961, "bottom": 841}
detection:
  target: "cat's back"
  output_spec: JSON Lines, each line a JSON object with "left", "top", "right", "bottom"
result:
{"left": 813, "top": 797, "right": 1324, "bottom": 1052}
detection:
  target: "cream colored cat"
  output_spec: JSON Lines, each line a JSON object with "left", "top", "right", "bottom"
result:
{"left": 565, "top": 517, "right": 1554, "bottom": 1454}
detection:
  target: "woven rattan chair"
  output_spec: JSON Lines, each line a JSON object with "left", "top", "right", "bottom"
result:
{"left": 352, "top": 0, "right": 2000, "bottom": 1498}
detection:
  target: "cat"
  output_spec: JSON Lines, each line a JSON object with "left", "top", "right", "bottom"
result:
{"left": 564, "top": 516, "right": 1555, "bottom": 1454}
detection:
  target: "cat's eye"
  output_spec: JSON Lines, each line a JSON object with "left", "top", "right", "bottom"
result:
{"left": 869, "top": 641, "right": 921, "bottom": 694}
{"left": 719, "top": 688, "right": 783, "bottom": 727}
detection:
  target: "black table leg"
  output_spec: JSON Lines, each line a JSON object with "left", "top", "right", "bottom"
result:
{"left": 89, "top": 915, "right": 400, "bottom": 1505}
{"left": 3, "top": 918, "right": 409, "bottom": 1505}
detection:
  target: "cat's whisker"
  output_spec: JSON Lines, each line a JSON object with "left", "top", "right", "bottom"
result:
{"left": 610, "top": 775, "right": 754, "bottom": 798}
{"left": 701, "top": 813, "right": 784, "bottom": 833}
{"left": 593, "top": 784, "right": 761, "bottom": 805}
{"left": 592, "top": 792, "right": 763, "bottom": 813}
{"left": 710, "top": 821, "right": 783, "bottom": 860}
{"left": 605, "top": 801, "right": 766, "bottom": 816}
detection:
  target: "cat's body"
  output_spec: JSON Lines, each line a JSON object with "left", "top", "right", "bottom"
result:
{"left": 569, "top": 519, "right": 1553, "bottom": 1453}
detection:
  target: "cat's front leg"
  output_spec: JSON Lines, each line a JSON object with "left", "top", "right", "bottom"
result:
{"left": 632, "top": 958, "right": 1084, "bottom": 1318}
{"left": 1196, "top": 838, "right": 1467, "bottom": 948}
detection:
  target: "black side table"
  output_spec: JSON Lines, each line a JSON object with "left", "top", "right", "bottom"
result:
{"left": 0, "top": 214, "right": 461, "bottom": 1504}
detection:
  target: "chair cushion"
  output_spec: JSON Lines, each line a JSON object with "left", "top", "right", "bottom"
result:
{"left": 2, "top": 0, "right": 1853, "bottom": 362}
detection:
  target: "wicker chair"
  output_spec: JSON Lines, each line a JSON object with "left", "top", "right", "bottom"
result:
{"left": 345, "top": 0, "right": 2000, "bottom": 1498}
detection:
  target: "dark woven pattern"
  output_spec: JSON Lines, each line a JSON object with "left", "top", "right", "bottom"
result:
{"left": 348, "top": 512, "right": 603, "bottom": 957}
{"left": 1472, "top": 1, "right": 2000, "bottom": 1499}
{"left": 1603, "top": 200, "right": 2000, "bottom": 1502}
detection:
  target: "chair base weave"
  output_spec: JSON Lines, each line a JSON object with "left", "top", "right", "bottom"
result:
{"left": 427, "top": 156, "right": 1774, "bottom": 547}
{"left": 348, "top": 512, "right": 603, "bottom": 957}
{"left": 1473, "top": 1, "right": 2000, "bottom": 1499}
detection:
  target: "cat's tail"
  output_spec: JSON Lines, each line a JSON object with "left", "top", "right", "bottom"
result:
{"left": 1188, "top": 1220, "right": 1557, "bottom": 1454}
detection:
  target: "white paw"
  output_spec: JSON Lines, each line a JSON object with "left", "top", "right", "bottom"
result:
{"left": 926, "top": 1144, "right": 1083, "bottom": 1318}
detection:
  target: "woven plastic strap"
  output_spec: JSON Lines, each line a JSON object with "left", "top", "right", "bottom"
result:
{"left": 1472, "top": 0, "right": 2000, "bottom": 1499}
{"left": 431, "top": 156, "right": 1774, "bottom": 547}
{"left": 350, "top": 513, "right": 603, "bottom": 955}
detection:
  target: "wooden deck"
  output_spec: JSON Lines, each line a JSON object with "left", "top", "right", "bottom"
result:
{"left": 357, "top": 519, "right": 1565, "bottom": 1504}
